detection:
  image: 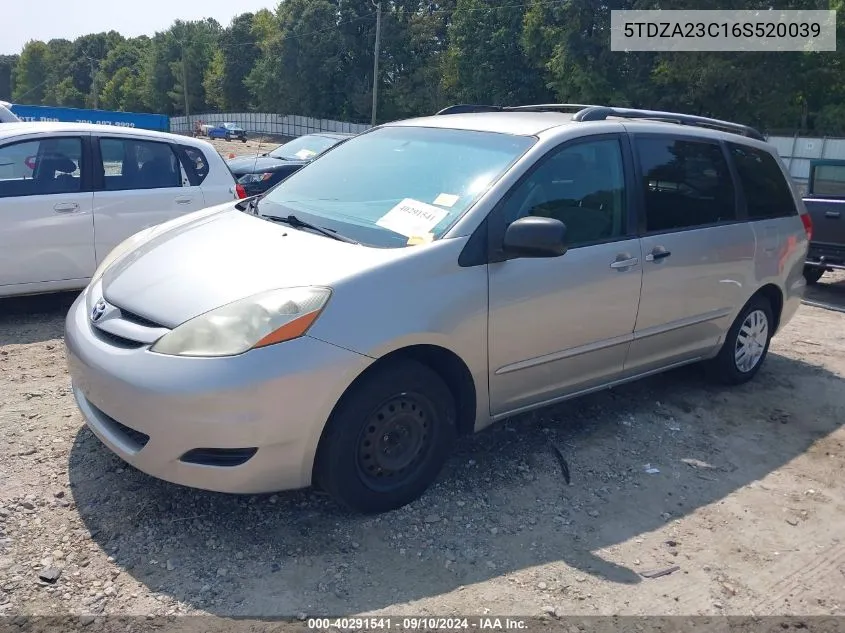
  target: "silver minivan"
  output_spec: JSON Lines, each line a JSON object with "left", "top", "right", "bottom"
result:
{"left": 65, "top": 105, "right": 811, "bottom": 513}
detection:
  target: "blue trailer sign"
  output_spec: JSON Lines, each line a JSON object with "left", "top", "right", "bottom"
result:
{"left": 6, "top": 104, "right": 170, "bottom": 131}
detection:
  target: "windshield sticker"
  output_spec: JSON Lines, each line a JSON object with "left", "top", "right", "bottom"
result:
{"left": 407, "top": 233, "right": 434, "bottom": 246}
{"left": 294, "top": 149, "right": 317, "bottom": 160}
{"left": 377, "top": 198, "right": 449, "bottom": 238}
{"left": 433, "top": 193, "right": 460, "bottom": 208}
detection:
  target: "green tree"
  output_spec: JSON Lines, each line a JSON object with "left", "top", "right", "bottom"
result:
{"left": 443, "top": 0, "right": 550, "bottom": 106}
{"left": 12, "top": 41, "right": 50, "bottom": 104}
{"left": 0, "top": 54, "right": 17, "bottom": 101}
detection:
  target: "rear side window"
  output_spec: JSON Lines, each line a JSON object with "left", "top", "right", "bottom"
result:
{"left": 636, "top": 137, "right": 737, "bottom": 232}
{"left": 99, "top": 138, "right": 182, "bottom": 191}
{"left": 728, "top": 143, "right": 797, "bottom": 218}
{"left": 178, "top": 145, "right": 210, "bottom": 185}
{"left": 809, "top": 162, "right": 845, "bottom": 198}
{"left": 0, "top": 137, "right": 83, "bottom": 198}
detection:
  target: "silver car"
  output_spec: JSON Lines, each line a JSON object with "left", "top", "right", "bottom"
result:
{"left": 65, "top": 105, "right": 811, "bottom": 514}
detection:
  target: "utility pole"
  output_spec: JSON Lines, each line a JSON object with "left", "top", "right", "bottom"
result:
{"left": 181, "top": 44, "right": 191, "bottom": 124}
{"left": 370, "top": 0, "right": 382, "bottom": 127}
{"left": 89, "top": 59, "right": 98, "bottom": 109}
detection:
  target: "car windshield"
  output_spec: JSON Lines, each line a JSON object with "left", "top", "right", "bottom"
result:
{"left": 258, "top": 126, "right": 535, "bottom": 248}
{"left": 268, "top": 135, "right": 344, "bottom": 161}
{"left": 223, "top": 123, "right": 238, "bottom": 130}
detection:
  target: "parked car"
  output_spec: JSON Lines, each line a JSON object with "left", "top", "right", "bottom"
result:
{"left": 227, "top": 132, "right": 353, "bottom": 197}
{"left": 801, "top": 158, "right": 845, "bottom": 284}
{"left": 65, "top": 105, "right": 809, "bottom": 514}
{"left": 0, "top": 121, "right": 238, "bottom": 298}
{"left": 206, "top": 122, "right": 247, "bottom": 142}
{"left": 0, "top": 100, "right": 20, "bottom": 123}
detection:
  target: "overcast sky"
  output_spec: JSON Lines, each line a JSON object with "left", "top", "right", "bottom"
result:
{"left": 2, "top": 0, "right": 277, "bottom": 55}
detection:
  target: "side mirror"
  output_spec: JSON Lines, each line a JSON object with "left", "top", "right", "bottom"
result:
{"left": 502, "top": 216, "right": 568, "bottom": 258}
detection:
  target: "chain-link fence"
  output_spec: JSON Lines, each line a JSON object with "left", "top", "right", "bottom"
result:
{"left": 170, "top": 113, "right": 371, "bottom": 138}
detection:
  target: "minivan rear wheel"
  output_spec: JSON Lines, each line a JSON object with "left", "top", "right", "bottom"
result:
{"left": 314, "top": 359, "right": 456, "bottom": 514}
{"left": 707, "top": 295, "right": 774, "bottom": 385}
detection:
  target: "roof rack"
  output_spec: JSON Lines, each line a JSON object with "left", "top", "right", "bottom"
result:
{"left": 572, "top": 106, "right": 766, "bottom": 141}
{"left": 505, "top": 103, "right": 602, "bottom": 113}
{"left": 436, "top": 104, "right": 503, "bottom": 115}
{"left": 435, "top": 102, "right": 765, "bottom": 141}
{"left": 436, "top": 103, "right": 601, "bottom": 115}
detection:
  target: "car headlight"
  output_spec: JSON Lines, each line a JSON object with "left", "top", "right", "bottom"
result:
{"left": 90, "top": 226, "right": 156, "bottom": 285}
{"left": 150, "top": 287, "right": 332, "bottom": 357}
{"left": 238, "top": 172, "right": 273, "bottom": 184}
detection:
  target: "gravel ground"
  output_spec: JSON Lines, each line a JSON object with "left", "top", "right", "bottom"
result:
{"left": 1, "top": 139, "right": 843, "bottom": 620}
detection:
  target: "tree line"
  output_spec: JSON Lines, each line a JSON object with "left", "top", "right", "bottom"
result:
{"left": 1, "top": 0, "right": 844, "bottom": 134}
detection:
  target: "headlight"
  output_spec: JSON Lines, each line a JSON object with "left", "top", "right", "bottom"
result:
{"left": 238, "top": 172, "right": 273, "bottom": 184}
{"left": 150, "top": 287, "right": 332, "bottom": 357}
{"left": 90, "top": 226, "right": 156, "bottom": 285}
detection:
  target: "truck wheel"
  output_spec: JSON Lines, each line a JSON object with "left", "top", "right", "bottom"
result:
{"left": 314, "top": 359, "right": 456, "bottom": 514}
{"left": 706, "top": 295, "right": 773, "bottom": 386}
{"left": 803, "top": 266, "right": 825, "bottom": 285}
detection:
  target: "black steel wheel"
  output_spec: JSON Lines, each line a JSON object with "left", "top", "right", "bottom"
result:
{"left": 314, "top": 359, "right": 456, "bottom": 514}
{"left": 803, "top": 265, "right": 825, "bottom": 285}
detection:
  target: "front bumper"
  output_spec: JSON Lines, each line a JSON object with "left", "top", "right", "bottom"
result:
{"left": 65, "top": 291, "right": 372, "bottom": 494}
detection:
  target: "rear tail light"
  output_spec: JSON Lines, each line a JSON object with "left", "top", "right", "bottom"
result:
{"left": 801, "top": 212, "right": 813, "bottom": 241}
{"left": 235, "top": 183, "right": 247, "bottom": 199}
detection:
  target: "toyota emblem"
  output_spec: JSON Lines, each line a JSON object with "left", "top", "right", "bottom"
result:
{"left": 91, "top": 299, "right": 107, "bottom": 322}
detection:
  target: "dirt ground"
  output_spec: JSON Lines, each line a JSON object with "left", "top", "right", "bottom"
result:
{"left": 1, "top": 140, "right": 844, "bottom": 620}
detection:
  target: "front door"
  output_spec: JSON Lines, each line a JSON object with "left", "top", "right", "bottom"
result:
{"left": 624, "top": 134, "right": 755, "bottom": 376}
{"left": 0, "top": 134, "right": 95, "bottom": 288}
{"left": 487, "top": 135, "right": 644, "bottom": 416}
{"left": 92, "top": 136, "right": 205, "bottom": 263}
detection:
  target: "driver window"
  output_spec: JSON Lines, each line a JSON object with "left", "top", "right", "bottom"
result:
{"left": 502, "top": 138, "right": 627, "bottom": 246}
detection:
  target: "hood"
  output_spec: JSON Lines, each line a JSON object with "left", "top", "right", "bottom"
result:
{"left": 101, "top": 207, "right": 395, "bottom": 328}
{"left": 226, "top": 155, "right": 306, "bottom": 175}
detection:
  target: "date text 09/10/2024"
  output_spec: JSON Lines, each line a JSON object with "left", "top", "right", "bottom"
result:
{"left": 307, "top": 618, "right": 529, "bottom": 631}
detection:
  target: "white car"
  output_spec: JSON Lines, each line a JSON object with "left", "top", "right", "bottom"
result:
{"left": 0, "top": 122, "right": 238, "bottom": 298}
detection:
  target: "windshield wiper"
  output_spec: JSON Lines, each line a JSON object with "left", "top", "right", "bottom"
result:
{"left": 262, "top": 214, "right": 358, "bottom": 244}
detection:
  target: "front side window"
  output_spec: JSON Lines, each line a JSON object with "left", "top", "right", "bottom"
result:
{"left": 258, "top": 127, "right": 536, "bottom": 247}
{"left": 500, "top": 138, "right": 627, "bottom": 246}
{"left": 729, "top": 143, "right": 797, "bottom": 218}
{"left": 99, "top": 138, "right": 181, "bottom": 192}
{"left": 637, "top": 137, "right": 737, "bottom": 232}
{"left": 0, "top": 137, "right": 82, "bottom": 198}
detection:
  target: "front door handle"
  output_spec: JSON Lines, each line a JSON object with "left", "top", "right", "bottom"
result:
{"left": 825, "top": 210, "right": 841, "bottom": 219}
{"left": 610, "top": 257, "right": 639, "bottom": 269}
{"left": 645, "top": 250, "right": 672, "bottom": 262}
{"left": 175, "top": 197, "right": 193, "bottom": 205}
{"left": 53, "top": 202, "right": 80, "bottom": 213}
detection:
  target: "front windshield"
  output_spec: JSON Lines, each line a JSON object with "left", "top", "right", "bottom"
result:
{"left": 268, "top": 135, "right": 341, "bottom": 161}
{"left": 259, "top": 126, "right": 535, "bottom": 248}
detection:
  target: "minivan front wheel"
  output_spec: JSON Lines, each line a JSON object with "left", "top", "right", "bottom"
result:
{"left": 708, "top": 296, "right": 774, "bottom": 385}
{"left": 315, "top": 359, "right": 456, "bottom": 514}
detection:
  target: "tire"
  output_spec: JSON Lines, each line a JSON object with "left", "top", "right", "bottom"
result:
{"left": 803, "top": 265, "right": 825, "bottom": 285}
{"left": 707, "top": 295, "right": 774, "bottom": 386}
{"left": 314, "top": 359, "right": 457, "bottom": 514}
